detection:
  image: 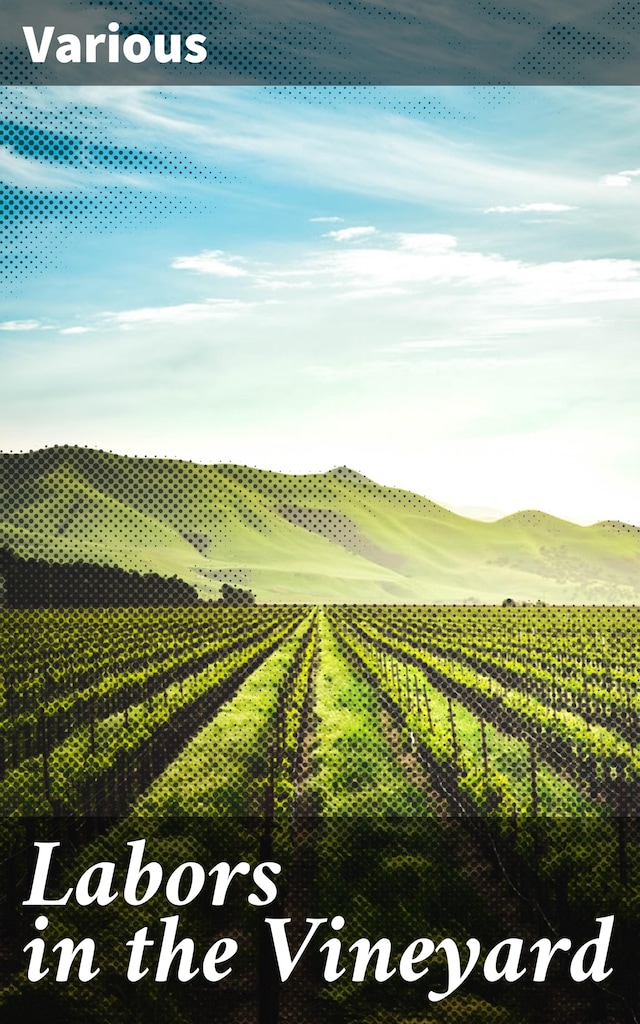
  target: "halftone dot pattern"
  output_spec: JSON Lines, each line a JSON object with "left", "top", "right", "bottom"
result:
{"left": 0, "top": 817, "right": 633, "bottom": 1022}
{"left": 1, "top": 120, "right": 214, "bottom": 177}
{"left": 511, "top": 0, "right": 640, "bottom": 81}
{"left": 262, "top": 84, "right": 519, "bottom": 121}
{"left": 0, "top": 46, "right": 48, "bottom": 85}
{"left": 0, "top": 6, "right": 639, "bottom": 1005}
{"left": 605, "top": 0, "right": 640, "bottom": 29}
{"left": 477, "top": 3, "right": 541, "bottom": 28}
{"left": 2, "top": 1, "right": 640, "bottom": 83}
{"left": 1, "top": 444, "right": 639, "bottom": 818}
{"left": 0, "top": 91, "right": 227, "bottom": 291}
{"left": 83, "top": 0, "right": 346, "bottom": 84}
{"left": 1, "top": 448, "right": 639, "bottom": 1021}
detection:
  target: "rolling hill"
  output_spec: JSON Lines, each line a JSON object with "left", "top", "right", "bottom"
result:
{"left": 1, "top": 446, "right": 639, "bottom": 604}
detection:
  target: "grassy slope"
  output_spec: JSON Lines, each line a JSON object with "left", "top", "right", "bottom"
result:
{"left": 2, "top": 446, "right": 640, "bottom": 603}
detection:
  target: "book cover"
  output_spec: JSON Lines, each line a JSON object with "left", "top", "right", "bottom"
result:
{"left": 0, "top": 3, "right": 639, "bottom": 1022}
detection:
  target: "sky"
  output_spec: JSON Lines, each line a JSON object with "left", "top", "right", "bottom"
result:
{"left": 1, "top": 85, "right": 639, "bottom": 525}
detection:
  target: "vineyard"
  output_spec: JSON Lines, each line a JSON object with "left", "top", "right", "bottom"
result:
{"left": 1, "top": 604, "right": 639, "bottom": 818}
{"left": 1, "top": 604, "right": 640, "bottom": 1023}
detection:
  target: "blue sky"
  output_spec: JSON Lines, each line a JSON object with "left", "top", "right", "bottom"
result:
{"left": 1, "top": 86, "right": 639, "bottom": 525}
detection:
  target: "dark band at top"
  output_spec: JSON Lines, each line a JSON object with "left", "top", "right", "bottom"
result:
{"left": 1, "top": 0, "right": 640, "bottom": 85}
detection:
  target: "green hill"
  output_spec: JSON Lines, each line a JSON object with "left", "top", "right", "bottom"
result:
{"left": 1, "top": 446, "right": 639, "bottom": 604}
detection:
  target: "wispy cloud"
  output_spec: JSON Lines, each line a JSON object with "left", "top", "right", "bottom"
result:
{"left": 324, "top": 226, "right": 377, "bottom": 242}
{"left": 0, "top": 319, "right": 43, "bottom": 331}
{"left": 473, "top": 315, "right": 599, "bottom": 336}
{"left": 312, "top": 231, "right": 640, "bottom": 304}
{"left": 3, "top": 87, "right": 640, "bottom": 526}
{"left": 114, "top": 88, "right": 615, "bottom": 221}
{"left": 601, "top": 169, "right": 640, "bottom": 188}
{"left": 302, "top": 360, "right": 403, "bottom": 382}
{"left": 41, "top": 231, "right": 640, "bottom": 341}
{"left": 101, "top": 299, "right": 253, "bottom": 329}
{"left": 389, "top": 338, "right": 488, "bottom": 352}
{"left": 484, "top": 202, "right": 576, "bottom": 213}
{"left": 171, "top": 250, "right": 249, "bottom": 277}
{"left": 255, "top": 278, "right": 313, "bottom": 290}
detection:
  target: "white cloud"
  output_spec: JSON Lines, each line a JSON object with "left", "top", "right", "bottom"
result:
{"left": 322, "top": 233, "right": 511, "bottom": 288}
{"left": 310, "top": 216, "right": 344, "bottom": 222}
{"left": 102, "top": 299, "right": 251, "bottom": 329}
{"left": 302, "top": 360, "right": 402, "bottom": 382}
{"left": 49, "top": 230, "right": 640, "bottom": 348}
{"left": 336, "top": 286, "right": 411, "bottom": 301}
{"left": 324, "top": 226, "right": 377, "bottom": 242}
{"left": 122, "top": 89, "right": 617, "bottom": 220}
{"left": 255, "top": 278, "right": 313, "bottom": 290}
{"left": 601, "top": 169, "right": 640, "bottom": 188}
{"left": 0, "top": 319, "right": 42, "bottom": 331}
{"left": 484, "top": 202, "right": 576, "bottom": 213}
{"left": 474, "top": 316, "right": 598, "bottom": 334}
{"left": 316, "top": 231, "right": 640, "bottom": 304}
{"left": 171, "top": 250, "right": 249, "bottom": 277}
{"left": 383, "top": 317, "right": 598, "bottom": 353}
{"left": 396, "top": 233, "right": 457, "bottom": 252}
{"left": 390, "top": 338, "right": 481, "bottom": 352}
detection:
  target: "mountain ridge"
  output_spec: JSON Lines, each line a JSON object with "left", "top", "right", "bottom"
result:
{"left": 1, "top": 446, "right": 639, "bottom": 604}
